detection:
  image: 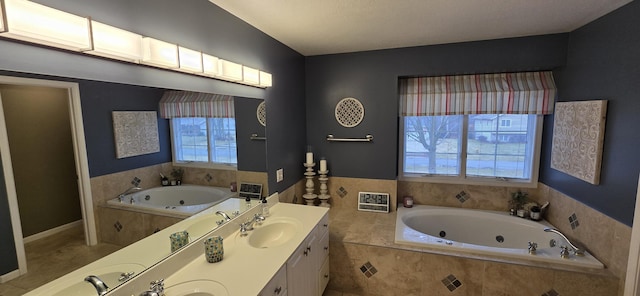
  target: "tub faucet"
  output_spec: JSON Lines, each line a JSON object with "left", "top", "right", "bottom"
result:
{"left": 216, "top": 211, "right": 232, "bottom": 222}
{"left": 118, "top": 186, "right": 142, "bottom": 201}
{"left": 84, "top": 275, "right": 109, "bottom": 296}
{"left": 544, "top": 227, "right": 585, "bottom": 256}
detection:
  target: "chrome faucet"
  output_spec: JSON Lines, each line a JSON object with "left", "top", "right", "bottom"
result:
{"left": 84, "top": 275, "right": 109, "bottom": 296}
{"left": 139, "top": 279, "right": 164, "bottom": 296}
{"left": 240, "top": 213, "right": 266, "bottom": 235}
{"left": 118, "top": 186, "right": 142, "bottom": 202}
{"left": 527, "top": 241, "right": 537, "bottom": 255}
{"left": 544, "top": 227, "right": 585, "bottom": 256}
{"left": 560, "top": 246, "right": 570, "bottom": 259}
{"left": 216, "top": 211, "right": 232, "bottom": 222}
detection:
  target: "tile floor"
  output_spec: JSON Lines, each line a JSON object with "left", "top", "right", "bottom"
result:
{"left": 323, "top": 290, "right": 361, "bottom": 296}
{"left": 0, "top": 226, "right": 121, "bottom": 296}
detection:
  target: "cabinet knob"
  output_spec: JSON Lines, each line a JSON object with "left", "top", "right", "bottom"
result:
{"left": 324, "top": 246, "right": 329, "bottom": 250}
{"left": 274, "top": 286, "right": 282, "bottom": 294}
{"left": 307, "top": 246, "right": 312, "bottom": 252}
{"left": 323, "top": 224, "right": 328, "bottom": 227}
{"left": 304, "top": 250, "right": 308, "bottom": 256}
{"left": 324, "top": 274, "right": 329, "bottom": 278}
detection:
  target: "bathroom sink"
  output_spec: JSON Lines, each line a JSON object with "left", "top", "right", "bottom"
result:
{"left": 50, "top": 263, "right": 145, "bottom": 296}
{"left": 164, "top": 279, "right": 228, "bottom": 296}
{"left": 247, "top": 218, "right": 302, "bottom": 249}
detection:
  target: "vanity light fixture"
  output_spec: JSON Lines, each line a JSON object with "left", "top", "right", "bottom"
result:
{"left": 86, "top": 20, "right": 143, "bottom": 63}
{"left": 178, "top": 46, "right": 203, "bottom": 73}
{"left": 242, "top": 66, "right": 260, "bottom": 85}
{"left": 201, "top": 53, "right": 219, "bottom": 77}
{"left": 141, "top": 37, "right": 179, "bottom": 69}
{"left": 217, "top": 59, "right": 243, "bottom": 81}
{"left": 259, "top": 71, "right": 272, "bottom": 88}
{"left": 0, "top": 0, "right": 274, "bottom": 88}
{"left": 0, "top": 0, "right": 92, "bottom": 51}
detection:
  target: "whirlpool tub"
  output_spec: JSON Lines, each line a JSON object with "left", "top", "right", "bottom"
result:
{"left": 106, "top": 185, "right": 235, "bottom": 218}
{"left": 394, "top": 205, "right": 604, "bottom": 269}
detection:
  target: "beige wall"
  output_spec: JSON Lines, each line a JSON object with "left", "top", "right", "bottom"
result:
{"left": 1, "top": 85, "right": 81, "bottom": 237}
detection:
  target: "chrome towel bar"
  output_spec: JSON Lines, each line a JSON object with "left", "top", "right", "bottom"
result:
{"left": 250, "top": 133, "right": 266, "bottom": 141}
{"left": 326, "top": 134, "right": 373, "bottom": 142}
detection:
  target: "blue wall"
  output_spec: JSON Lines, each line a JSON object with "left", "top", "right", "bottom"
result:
{"left": 540, "top": 1, "right": 640, "bottom": 226}
{"left": 303, "top": 2, "right": 640, "bottom": 226}
{"left": 305, "top": 34, "right": 568, "bottom": 180}
{"left": 235, "top": 97, "right": 267, "bottom": 172}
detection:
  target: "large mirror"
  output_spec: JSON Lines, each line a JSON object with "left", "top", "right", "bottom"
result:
{"left": 0, "top": 80, "right": 268, "bottom": 294}
{"left": 94, "top": 95, "right": 269, "bottom": 292}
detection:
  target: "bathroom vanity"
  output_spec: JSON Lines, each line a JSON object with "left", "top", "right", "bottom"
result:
{"left": 24, "top": 193, "right": 329, "bottom": 296}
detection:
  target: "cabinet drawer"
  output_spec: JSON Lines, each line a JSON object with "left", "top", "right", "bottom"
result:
{"left": 259, "top": 265, "right": 287, "bottom": 296}
{"left": 318, "top": 257, "right": 330, "bottom": 296}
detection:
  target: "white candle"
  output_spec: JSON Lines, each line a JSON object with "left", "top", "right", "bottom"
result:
{"left": 306, "top": 152, "right": 313, "bottom": 164}
{"left": 320, "top": 159, "right": 327, "bottom": 171}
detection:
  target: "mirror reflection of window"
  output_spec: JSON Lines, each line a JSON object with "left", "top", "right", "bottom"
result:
{"left": 172, "top": 117, "right": 238, "bottom": 166}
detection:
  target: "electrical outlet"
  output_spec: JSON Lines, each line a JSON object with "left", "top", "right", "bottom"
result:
{"left": 276, "top": 168, "right": 284, "bottom": 182}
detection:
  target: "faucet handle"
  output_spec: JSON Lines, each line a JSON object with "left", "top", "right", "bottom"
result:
{"left": 528, "top": 241, "right": 537, "bottom": 255}
{"left": 149, "top": 279, "right": 164, "bottom": 296}
{"left": 560, "top": 246, "right": 570, "bottom": 258}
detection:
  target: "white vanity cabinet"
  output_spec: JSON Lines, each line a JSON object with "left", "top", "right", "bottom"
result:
{"left": 259, "top": 265, "right": 287, "bottom": 296}
{"left": 316, "top": 213, "right": 330, "bottom": 296}
{"left": 286, "top": 212, "right": 329, "bottom": 296}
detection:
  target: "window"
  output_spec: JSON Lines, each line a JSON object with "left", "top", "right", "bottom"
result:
{"left": 400, "top": 114, "right": 542, "bottom": 186}
{"left": 171, "top": 117, "right": 237, "bottom": 167}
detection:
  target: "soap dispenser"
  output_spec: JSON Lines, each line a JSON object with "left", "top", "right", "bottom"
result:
{"left": 261, "top": 196, "right": 270, "bottom": 217}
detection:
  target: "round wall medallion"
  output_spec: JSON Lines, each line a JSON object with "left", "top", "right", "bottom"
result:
{"left": 256, "top": 101, "right": 266, "bottom": 127}
{"left": 335, "top": 97, "right": 364, "bottom": 128}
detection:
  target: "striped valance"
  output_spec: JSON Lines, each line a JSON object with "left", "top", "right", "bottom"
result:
{"left": 400, "top": 71, "right": 557, "bottom": 116}
{"left": 159, "top": 91, "right": 235, "bottom": 118}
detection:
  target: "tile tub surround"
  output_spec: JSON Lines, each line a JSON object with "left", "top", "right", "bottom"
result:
{"left": 90, "top": 163, "right": 268, "bottom": 242}
{"left": 97, "top": 206, "right": 182, "bottom": 246}
{"left": 328, "top": 210, "right": 619, "bottom": 296}
{"left": 398, "top": 180, "right": 632, "bottom": 293}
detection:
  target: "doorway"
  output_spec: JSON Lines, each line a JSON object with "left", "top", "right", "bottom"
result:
{"left": 0, "top": 76, "right": 96, "bottom": 281}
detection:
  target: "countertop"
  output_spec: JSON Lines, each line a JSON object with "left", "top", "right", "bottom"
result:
{"left": 161, "top": 202, "right": 329, "bottom": 295}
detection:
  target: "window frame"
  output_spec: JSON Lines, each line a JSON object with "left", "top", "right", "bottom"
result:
{"left": 398, "top": 114, "right": 543, "bottom": 188}
{"left": 169, "top": 117, "right": 238, "bottom": 171}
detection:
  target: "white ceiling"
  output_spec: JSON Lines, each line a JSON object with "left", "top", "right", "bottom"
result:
{"left": 208, "top": 0, "right": 632, "bottom": 56}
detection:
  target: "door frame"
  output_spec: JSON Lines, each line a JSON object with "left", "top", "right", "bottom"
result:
{"left": 625, "top": 174, "right": 640, "bottom": 295}
{"left": 0, "top": 75, "right": 96, "bottom": 280}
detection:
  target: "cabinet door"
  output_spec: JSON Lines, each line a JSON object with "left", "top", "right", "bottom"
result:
{"left": 259, "top": 265, "right": 287, "bottom": 296}
{"left": 306, "top": 225, "right": 319, "bottom": 295}
{"left": 318, "top": 257, "right": 330, "bottom": 296}
{"left": 287, "top": 240, "right": 311, "bottom": 295}
{"left": 316, "top": 230, "right": 329, "bottom": 268}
